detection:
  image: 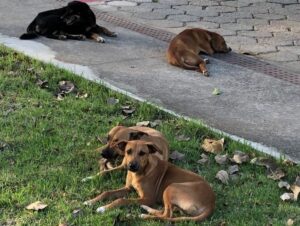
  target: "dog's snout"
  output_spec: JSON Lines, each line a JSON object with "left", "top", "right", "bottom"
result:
{"left": 128, "top": 161, "right": 139, "bottom": 172}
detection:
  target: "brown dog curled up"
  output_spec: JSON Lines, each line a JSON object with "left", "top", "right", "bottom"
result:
{"left": 84, "top": 140, "right": 215, "bottom": 222}
{"left": 166, "top": 28, "right": 231, "bottom": 76}
{"left": 81, "top": 125, "right": 169, "bottom": 182}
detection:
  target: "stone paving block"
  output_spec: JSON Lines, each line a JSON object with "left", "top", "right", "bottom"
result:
{"left": 146, "top": 19, "right": 184, "bottom": 28}
{"left": 185, "top": 21, "right": 219, "bottom": 29}
{"left": 91, "top": 4, "right": 119, "bottom": 12}
{"left": 203, "top": 16, "right": 236, "bottom": 24}
{"left": 238, "top": 30, "right": 273, "bottom": 38}
{"left": 220, "top": 1, "right": 251, "bottom": 7}
{"left": 267, "top": 0, "right": 297, "bottom": 4}
{"left": 152, "top": 8, "right": 185, "bottom": 15}
{"left": 273, "top": 32, "right": 300, "bottom": 40}
{"left": 278, "top": 46, "right": 300, "bottom": 55}
{"left": 185, "top": 9, "right": 219, "bottom": 17}
{"left": 288, "top": 14, "right": 300, "bottom": 22}
{"left": 107, "top": 1, "right": 137, "bottom": 6}
{"left": 159, "top": 0, "right": 188, "bottom": 5}
{"left": 139, "top": 2, "right": 171, "bottom": 9}
{"left": 238, "top": 44, "right": 277, "bottom": 55}
{"left": 134, "top": 11, "right": 168, "bottom": 20}
{"left": 254, "top": 24, "right": 288, "bottom": 32}
{"left": 225, "top": 36, "right": 257, "bottom": 45}
{"left": 294, "top": 40, "right": 300, "bottom": 46}
{"left": 189, "top": 0, "right": 220, "bottom": 6}
{"left": 253, "top": 13, "right": 285, "bottom": 20}
{"left": 164, "top": 27, "right": 186, "bottom": 34}
{"left": 119, "top": 6, "right": 153, "bottom": 13}
{"left": 208, "top": 28, "right": 237, "bottom": 36}
{"left": 252, "top": 2, "right": 284, "bottom": 9}
{"left": 205, "top": 6, "right": 237, "bottom": 13}
{"left": 258, "top": 51, "right": 298, "bottom": 62}
{"left": 237, "top": 18, "right": 269, "bottom": 25}
{"left": 238, "top": 0, "right": 267, "bottom": 3}
{"left": 167, "top": 14, "right": 199, "bottom": 22}
{"left": 284, "top": 4, "right": 300, "bottom": 11}
{"left": 220, "top": 12, "right": 253, "bottom": 19}
{"left": 270, "top": 20, "right": 300, "bottom": 31}
{"left": 238, "top": 6, "right": 268, "bottom": 13}
{"left": 126, "top": 0, "right": 152, "bottom": 2}
{"left": 221, "top": 23, "right": 253, "bottom": 31}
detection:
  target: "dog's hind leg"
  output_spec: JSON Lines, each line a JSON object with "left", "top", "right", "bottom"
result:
{"left": 66, "top": 34, "right": 86, "bottom": 40}
{"left": 95, "top": 25, "right": 117, "bottom": 37}
{"left": 90, "top": 33, "right": 105, "bottom": 43}
{"left": 182, "top": 53, "right": 209, "bottom": 76}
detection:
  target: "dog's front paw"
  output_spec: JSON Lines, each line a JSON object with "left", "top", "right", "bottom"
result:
{"left": 140, "top": 205, "right": 150, "bottom": 212}
{"left": 139, "top": 213, "right": 147, "bottom": 219}
{"left": 203, "top": 58, "right": 210, "bottom": 64}
{"left": 79, "top": 35, "right": 86, "bottom": 40}
{"left": 58, "top": 35, "right": 67, "bottom": 40}
{"left": 96, "top": 36, "right": 105, "bottom": 43}
{"left": 96, "top": 206, "right": 106, "bottom": 213}
{"left": 83, "top": 200, "right": 94, "bottom": 206}
{"left": 110, "top": 32, "right": 118, "bottom": 37}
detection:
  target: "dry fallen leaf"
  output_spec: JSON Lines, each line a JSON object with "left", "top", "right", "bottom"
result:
{"left": 280, "top": 193, "right": 294, "bottom": 201}
{"left": 215, "top": 154, "right": 228, "bottom": 165}
{"left": 197, "top": 153, "right": 209, "bottom": 164}
{"left": 169, "top": 150, "right": 185, "bottom": 161}
{"left": 176, "top": 134, "right": 191, "bottom": 142}
{"left": 36, "top": 79, "right": 48, "bottom": 88}
{"left": 216, "top": 170, "right": 229, "bottom": 185}
{"left": 291, "top": 185, "right": 300, "bottom": 201}
{"left": 72, "top": 209, "right": 82, "bottom": 218}
{"left": 59, "top": 81, "right": 75, "bottom": 94}
{"left": 231, "top": 151, "right": 249, "bottom": 164}
{"left": 201, "top": 138, "right": 224, "bottom": 154}
{"left": 228, "top": 165, "right": 239, "bottom": 175}
{"left": 26, "top": 201, "right": 47, "bottom": 211}
{"left": 121, "top": 105, "right": 136, "bottom": 116}
{"left": 212, "top": 88, "right": 221, "bottom": 95}
{"left": 278, "top": 181, "right": 290, "bottom": 190}
{"left": 287, "top": 219, "right": 294, "bottom": 226}
{"left": 76, "top": 92, "right": 88, "bottom": 99}
{"left": 250, "top": 157, "right": 278, "bottom": 170}
{"left": 107, "top": 97, "right": 119, "bottom": 105}
{"left": 267, "top": 168, "right": 285, "bottom": 180}
{"left": 149, "top": 120, "right": 162, "bottom": 128}
{"left": 136, "top": 121, "right": 150, "bottom": 127}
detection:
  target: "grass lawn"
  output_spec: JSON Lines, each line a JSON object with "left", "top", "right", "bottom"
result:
{"left": 0, "top": 45, "right": 299, "bottom": 226}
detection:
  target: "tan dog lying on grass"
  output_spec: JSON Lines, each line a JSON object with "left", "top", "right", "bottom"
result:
{"left": 167, "top": 28, "right": 231, "bottom": 76}
{"left": 82, "top": 126, "right": 169, "bottom": 182}
{"left": 84, "top": 140, "right": 215, "bottom": 222}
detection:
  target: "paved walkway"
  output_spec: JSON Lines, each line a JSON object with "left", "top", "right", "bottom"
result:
{"left": 0, "top": 0, "right": 299, "bottom": 162}
{"left": 90, "top": 0, "right": 300, "bottom": 73}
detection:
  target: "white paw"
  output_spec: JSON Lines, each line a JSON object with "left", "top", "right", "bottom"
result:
{"left": 140, "top": 205, "right": 150, "bottom": 212}
{"left": 96, "top": 206, "right": 106, "bottom": 213}
{"left": 96, "top": 36, "right": 105, "bottom": 43}
{"left": 83, "top": 200, "right": 93, "bottom": 206}
{"left": 140, "top": 213, "right": 146, "bottom": 219}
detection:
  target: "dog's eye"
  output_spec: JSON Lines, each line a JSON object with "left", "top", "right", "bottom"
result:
{"left": 139, "top": 151, "right": 145, "bottom": 156}
{"left": 127, "top": 149, "right": 132, "bottom": 155}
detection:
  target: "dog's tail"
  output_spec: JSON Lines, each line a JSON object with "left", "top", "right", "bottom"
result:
{"left": 181, "top": 61, "right": 199, "bottom": 70}
{"left": 141, "top": 207, "right": 214, "bottom": 222}
{"left": 20, "top": 33, "right": 38, "bottom": 40}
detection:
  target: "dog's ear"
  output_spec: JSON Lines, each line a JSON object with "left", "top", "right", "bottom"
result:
{"left": 146, "top": 143, "right": 161, "bottom": 154}
{"left": 116, "top": 140, "right": 128, "bottom": 152}
{"left": 129, "top": 131, "right": 148, "bottom": 140}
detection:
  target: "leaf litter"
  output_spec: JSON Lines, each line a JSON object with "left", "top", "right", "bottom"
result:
{"left": 201, "top": 138, "right": 224, "bottom": 154}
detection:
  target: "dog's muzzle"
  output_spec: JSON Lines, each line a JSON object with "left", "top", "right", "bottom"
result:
{"left": 128, "top": 161, "right": 139, "bottom": 172}
{"left": 101, "top": 148, "right": 116, "bottom": 159}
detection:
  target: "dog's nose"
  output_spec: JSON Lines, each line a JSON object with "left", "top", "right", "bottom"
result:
{"left": 228, "top": 47, "right": 232, "bottom": 52}
{"left": 128, "top": 161, "right": 139, "bottom": 172}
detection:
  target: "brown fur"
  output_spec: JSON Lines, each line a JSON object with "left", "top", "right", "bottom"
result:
{"left": 166, "top": 28, "right": 231, "bottom": 76}
{"left": 84, "top": 140, "right": 215, "bottom": 222}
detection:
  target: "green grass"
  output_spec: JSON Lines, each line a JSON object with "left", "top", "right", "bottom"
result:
{"left": 0, "top": 45, "right": 299, "bottom": 226}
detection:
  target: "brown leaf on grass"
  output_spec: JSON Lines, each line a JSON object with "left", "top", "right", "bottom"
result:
{"left": 58, "top": 81, "right": 75, "bottom": 94}
{"left": 280, "top": 193, "right": 294, "bottom": 201}
{"left": 76, "top": 92, "right": 88, "bottom": 99}
{"left": 26, "top": 201, "right": 47, "bottom": 211}
{"left": 250, "top": 157, "right": 278, "bottom": 170}
{"left": 169, "top": 150, "right": 185, "bottom": 161}
{"left": 201, "top": 138, "right": 224, "bottom": 154}
{"left": 283, "top": 159, "right": 295, "bottom": 166}
{"left": 228, "top": 165, "right": 239, "bottom": 175}
{"left": 215, "top": 154, "right": 228, "bottom": 165}
{"left": 197, "top": 153, "right": 209, "bottom": 164}
{"left": 267, "top": 168, "right": 285, "bottom": 180}
{"left": 150, "top": 120, "right": 162, "bottom": 128}
{"left": 107, "top": 97, "right": 119, "bottom": 105}
{"left": 278, "top": 181, "right": 290, "bottom": 190}
{"left": 36, "top": 79, "right": 48, "bottom": 89}
{"left": 176, "top": 134, "right": 191, "bottom": 142}
{"left": 216, "top": 170, "right": 229, "bottom": 185}
{"left": 56, "top": 93, "right": 64, "bottom": 101}
{"left": 291, "top": 185, "right": 300, "bottom": 201}
{"left": 121, "top": 105, "right": 136, "bottom": 116}
{"left": 231, "top": 151, "right": 249, "bottom": 164}
{"left": 287, "top": 219, "right": 294, "bottom": 226}
{"left": 136, "top": 121, "right": 150, "bottom": 127}
{"left": 72, "top": 209, "right": 82, "bottom": 218}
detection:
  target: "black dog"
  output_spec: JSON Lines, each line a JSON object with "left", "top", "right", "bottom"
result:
{"left": 20, "top": 1, "right": 116, "bottom": 42}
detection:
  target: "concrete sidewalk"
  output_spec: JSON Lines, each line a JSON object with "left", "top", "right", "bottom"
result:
{"left": 0, "top": 0, "right": 299, "bottom": 162}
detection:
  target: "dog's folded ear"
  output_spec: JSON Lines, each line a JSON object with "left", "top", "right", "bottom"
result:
{"left": 117, "top": 140, "right": 128, "bottom": 152}
{"left": 129, "top": 131, "right": 148, "bottom": 140}
{"left": 146, "top": 143, "right": 162, "bottom": 154}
